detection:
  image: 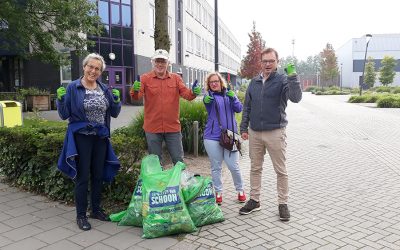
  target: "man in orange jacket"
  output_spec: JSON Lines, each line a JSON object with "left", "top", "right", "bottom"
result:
{"left": 131, "top": 49, "right": 201, "bottom": 164}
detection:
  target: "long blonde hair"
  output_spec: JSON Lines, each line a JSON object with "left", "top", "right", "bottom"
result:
{"left": 204, "top": 72, "right": 228, "bottom": 92}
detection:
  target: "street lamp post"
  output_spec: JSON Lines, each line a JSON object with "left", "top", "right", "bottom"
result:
{"left": 359, "top": 34, "right": 372, "bottom": 96}
{"left": 340, "top": 63, "right": 343, "bottom": 92}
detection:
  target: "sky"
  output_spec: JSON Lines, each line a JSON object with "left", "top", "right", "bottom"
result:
{"left": 207, "top": 0, "right": 399, "bottom": 61}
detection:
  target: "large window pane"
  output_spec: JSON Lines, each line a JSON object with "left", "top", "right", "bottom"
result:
{"left": 111, "top": 3, "right": 121, "bottom": 25}
{"left": 122, "top": 0, "right": 130, "bottom": 4}
{"left": 121, "top": 5, "right": 131, "bottom": 27}
{"left": 100, "top": 25, "right": 109, "bottom": 37}
{"left": 123, "top": 45, "right": 133, "bottom": 66}
{"left": 122, "top": 27, "right": 132, "bottom": 40}
{"left": 100, "top": 43, "right": 111, "bottom": 65}
{"left": 98, "top": 1, "right": 109, "bottom": 24}
{"left": 112, "top": 44, "right": 122, "bottom": 66}
{"left": 111, "top": 26, "right": 122, "bottom": 39}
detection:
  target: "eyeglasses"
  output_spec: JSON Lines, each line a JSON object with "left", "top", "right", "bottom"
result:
{"left": 209, "top": 80, "right": 220, "bottom": 84}
{"left": 86, "top": 64, "right": 101, "bottom": 72}
{"left": 261, "top": 59, "right": 276, "bottom": 64}
{"left": 154, "top": 59, "right": 168, "bottom": 64}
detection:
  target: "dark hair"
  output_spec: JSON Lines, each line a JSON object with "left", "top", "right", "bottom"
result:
{"left": 261, "top": 48, "right": 279, "bottom": 60}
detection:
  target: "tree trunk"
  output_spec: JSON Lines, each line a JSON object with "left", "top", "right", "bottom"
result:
{"left": 154, "top": 0, "right": 170, "bottom": 52}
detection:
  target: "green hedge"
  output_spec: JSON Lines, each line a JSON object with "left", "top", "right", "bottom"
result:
{"left": 0, "top": 118, "right": 146, "bottom": 211}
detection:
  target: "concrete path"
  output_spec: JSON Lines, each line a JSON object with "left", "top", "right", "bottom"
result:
{"left": 2, "top": 93, "right": 400, "bottom": 249}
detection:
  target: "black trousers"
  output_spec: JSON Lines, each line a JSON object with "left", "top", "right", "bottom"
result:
{"left": 74, "top": 133, "right": 107, "bottom": 218}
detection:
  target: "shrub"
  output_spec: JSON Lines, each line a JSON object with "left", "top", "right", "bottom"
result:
{"left": 180, "top": 100, "right": 208, "bottom": 154}
{"left": 0, "top": 117, "right": 147, "bottom": 209}
{"left": 377, "top": 95, "right": 400, "bottom": 108}
{"left": 374, "top": 86, "right": 392, "bottom": 93}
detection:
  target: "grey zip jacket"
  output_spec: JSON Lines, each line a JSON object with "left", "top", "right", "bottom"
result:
{"left": 240, "top": 71, "right": 302, "bottom": 133}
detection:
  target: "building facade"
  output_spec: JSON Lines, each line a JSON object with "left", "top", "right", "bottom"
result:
{"left": 0, "top": 0, "right": 242, "bottom": 103}
{"left": 337, "top": 34, "right": 400, "bottom": 88}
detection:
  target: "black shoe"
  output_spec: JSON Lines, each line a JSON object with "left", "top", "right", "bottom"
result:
{"left": 279, "top": 204, "right": 290, "bottom": 221}
{"left": 89, "top": 210, "right": 110, "bottom": 221}
{"left": 239, "top": 199, "right": 261, "bottom": 215}
{"left": 76, "top": 217, "right": 91, "bottom": 231}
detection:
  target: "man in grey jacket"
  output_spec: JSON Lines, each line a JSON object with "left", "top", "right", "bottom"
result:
{"left": 239, "top": 48, "right": 302, "bottom": 221}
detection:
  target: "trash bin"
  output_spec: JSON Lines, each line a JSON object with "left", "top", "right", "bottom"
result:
{"left": 0, "top": 101, "right": 23, "bottom": 127}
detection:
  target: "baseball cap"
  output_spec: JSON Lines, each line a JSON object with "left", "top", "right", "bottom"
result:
{"left": 152, "top": 49, "right": 169, "bottom": 61}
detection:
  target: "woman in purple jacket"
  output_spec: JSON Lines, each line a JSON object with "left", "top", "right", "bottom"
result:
{"left": 203, "top": 72, "right": 246, "bottom": 205}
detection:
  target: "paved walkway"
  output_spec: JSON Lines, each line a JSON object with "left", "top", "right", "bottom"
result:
{"left": 2, "top": 93, "right": 400, "bottom": 249}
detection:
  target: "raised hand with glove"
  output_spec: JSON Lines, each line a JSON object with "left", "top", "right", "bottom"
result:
{"left": 203, "top": 94, "right": 214, "bottom": 104}
{"left": 112, "top": 89, "right": 120, "bottom": 103}
{"left": 284, "top": 63, "right": 297, "bottom": 77}
{"left": 192, "top": 80, "right": 201, "bottom": 96}
{"left": 57, "top": 86, "right": 66, "bottom": 100}
{"left": 132, "top": 80, "right": 141, "bottom": 92}
{"left": 226, "top": 89, "right": 235, "bottom": 99}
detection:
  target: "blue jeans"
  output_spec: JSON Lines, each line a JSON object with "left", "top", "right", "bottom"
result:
{"left": 74, "top": 133, "right": 107, "bottom": 218}
{"left": 204, "top": 139, "right": 244, "bottom": 193}
{"left": 145, "top": 132, "right": 184, "bottom": 165}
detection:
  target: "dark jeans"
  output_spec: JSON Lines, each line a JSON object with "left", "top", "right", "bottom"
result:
{"left": 145, "top": 132, "right": 184, "bottom": 165}
{"left": 74, "top": 133, "right": 107, "bottom": 218}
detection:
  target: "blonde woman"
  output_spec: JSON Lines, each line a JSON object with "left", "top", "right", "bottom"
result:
{"left": 202, "top": 72, "right": 246, "bottom": 205}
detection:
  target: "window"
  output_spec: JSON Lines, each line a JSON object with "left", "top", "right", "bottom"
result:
{"left": 149, "top": 5, "right": 155, "bottom": 32}
{"left": 60, "top": 54, "right": 72, "bottom": 84}
{"left": 186, "top": 29, "right": 193, "bottom": 52}
{"left": 187, "top": 0, "right": 192, "bottom": 14}
{"left": 168, "top": 16, "right": 172, "bottom": 38}
{"left": 177, "top": 0, "right": 182, "bottom": 22}
{"left": 98, "top": 1, "right": 109, "bottom": 24}
{"left": 195, "top": 34, "right": 201, "bottom": 55}
{"left": 111, "top": 3, "right": 121, "bottom": 25}
{"left": 121, "top": 5, "right": 131, "bottom": 27}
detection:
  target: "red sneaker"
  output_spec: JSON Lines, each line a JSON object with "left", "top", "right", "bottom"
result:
{"left": 215, "top": 192, "right": 222, "bottom": 205}
{"left": 238, "top": 191, "right": 246, "bottom": 203}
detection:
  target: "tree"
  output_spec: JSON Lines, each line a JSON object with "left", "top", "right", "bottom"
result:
{"left": 319, "top": 43, "right": 339, "bottom": 87}
{"left": 364, "top": 56, "right": 377, "bottom": 88}
{"left": 240, "top": 21, "right": 265, "bottom": 79}
{"left": 379, "top": 55, "right": 397, "bottom": 86}
{"left": 0, "top": 0, "right": 101, "bottom": 66}
{"left": 154, "top": 0, "right": 170, "bottom": 52}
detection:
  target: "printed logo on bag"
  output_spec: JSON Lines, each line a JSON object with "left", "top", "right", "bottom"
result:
{"left": 149, "top": 186, "right": 181, "bottom": 208}
{"left": 195, "top": 182, "right": 214, "bottom": 201}
{"left": 134, "top": 179, "right": 142, "bottom": 196}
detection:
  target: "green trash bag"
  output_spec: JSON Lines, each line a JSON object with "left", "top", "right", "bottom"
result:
{"left": 186, "top": 176, "right": 224, "bottom": 227}
{"left": 109, "top": 210, "right": 126, "bottom": 222}
{"left": 141, "top": 161, "right": 197, "bottom": 238}
{"left": 112, "top": 154, "right": 163, "bottom": 227}
{"left": 181, "top": 171, "right": 205, "bottom": 203}
{"left": 117, "top": 178, "right": 143, "bottom": 226}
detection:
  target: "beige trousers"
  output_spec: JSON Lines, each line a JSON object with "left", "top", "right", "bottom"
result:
{"left": 249, "top": 127, "right": 288, "bottom": 204}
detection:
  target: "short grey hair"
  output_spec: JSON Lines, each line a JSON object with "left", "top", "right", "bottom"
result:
{"left": 82, "top": 53, "right": 106, "bottom": 72}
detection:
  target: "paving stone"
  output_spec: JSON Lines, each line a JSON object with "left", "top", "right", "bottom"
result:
{"left": 137, "top": 237, "right": 178, "bottom": 250}
{"left": 67, "top": 229, "right": 110, "bottom": 248}
{"left": 1, "top": 237, "right": 47, "bottom": 250}
{"left": 40, "top": 239, "right": 83, "bottom": 250}
{"left": 34, "top": 227, "right": 76, "bottom": 244}
{"left": 102, "top": 231, "right": 143, "bottom": 250}
{"left": 3, "top": 224, "right": 43, "bottom": 241}
{"left": 3, "top": 214, "right": 41, "bottom": 228}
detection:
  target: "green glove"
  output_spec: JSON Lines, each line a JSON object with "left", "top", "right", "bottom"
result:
{"left": 285, "top": 63, "right": 297, "bottom": 77}
{"left": 133, "top": 81, "right": 141, "bottom": 91}
{"left": 192, "top": 80, "right": 201, "bottom": 96}
{"left": 57, "top": 86, "right": 66, "bottom": 100}
{"left": 226, "top": 90, "right": 235, "bottom": 99}
{"left": 204, "top": 95, "right": 214, "bottom": 104}
{"left": 112, "top": 89, "right": 120, "bottom": 103}
{"left": 193, "top": 86, "right": 201, "bottom": 96}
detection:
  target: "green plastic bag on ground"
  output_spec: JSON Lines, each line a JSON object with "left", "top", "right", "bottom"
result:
{"left": 186, "top": 176, "right": 224, "bottom": 227}
{"left": 111, "top": 155, "right": 163, "bottom": 227}
{"left": 181, "top": 171, "right": 205, "bottom": 203}
{"left": 117, "top": 178, "right": 143, "bottom": 226}
{"left": 141, "top": 161, "right": 197, "bottom": 238}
